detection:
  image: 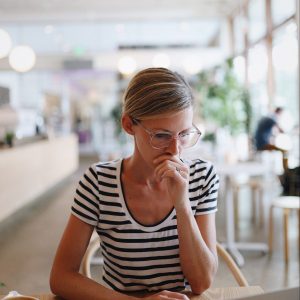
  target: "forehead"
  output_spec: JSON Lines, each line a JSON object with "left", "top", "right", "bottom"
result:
{"left": 142, "top": 107, "right": 193, "bottom": 131}
{"left": 142, "top": 106, "right": 193, "bottom": 120}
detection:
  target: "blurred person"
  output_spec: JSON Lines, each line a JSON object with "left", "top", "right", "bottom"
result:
{"left": 50, "top": 68, "right": 219, "bottom": 300}
{"left": 254, "top": 107, "right": 288, "bottom": 170}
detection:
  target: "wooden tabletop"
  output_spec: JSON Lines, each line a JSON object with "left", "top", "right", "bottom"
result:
{"left": 1, "top": 286, "right": 264, "bottom": 300}
{"left": 185, "top": 286, "right": 263, "bottom": 299}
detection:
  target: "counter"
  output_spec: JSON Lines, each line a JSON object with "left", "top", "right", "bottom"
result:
{"left": 0, "top": 134, "right": 79, "bottom": 223}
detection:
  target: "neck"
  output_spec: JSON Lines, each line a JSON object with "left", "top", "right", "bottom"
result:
{"left": 123, "top": 153, "right": 158, "bottom": 186}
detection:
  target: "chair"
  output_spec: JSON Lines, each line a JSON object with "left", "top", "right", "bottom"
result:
{"left": 81, "top": 236, "right": 103, "bottom": 279}
{"left": 268, "top": 196, "right": 300, "bottom": 263}
{"left": 231, "top": 151, "right": 282, "bottom": 229}
{"left": 216, "top": 243, "right": 249, "bottom": 287}
{"left": 81, "top": 238, "right": 249, "bottom": 287}
{"left": 230, "top": 175, "right": 265, "bottom": 228}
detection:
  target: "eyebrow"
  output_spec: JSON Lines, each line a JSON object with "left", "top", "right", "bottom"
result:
{"left": 152, "top": 126, "right": 194, "bottom": 134}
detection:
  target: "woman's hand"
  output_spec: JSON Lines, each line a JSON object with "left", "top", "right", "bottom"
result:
{"left": 143, "top": 290, "right": 189, "bottom": 300}
{"left": 153, "top": 155, "right": 189, "bottom": 209}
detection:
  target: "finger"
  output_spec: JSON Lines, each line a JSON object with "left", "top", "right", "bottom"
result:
{"left": 154, "top": 158, "right": 187, "bottom": 174}
{"left": 154, "top": 156, "right": 188, "bottom": 175}
{"left": 155, "top": 160, "right": 175, "bottom": 178}
{"left": 153, "top": 155, "right": 182, "bottom": 166}
{"left": 160, "top": 168, "right": 182, "bottom": 181}
{"left": 159, "top": 162, "right": 189, "bottom": 179}
{"left": 173, "top": 164, "right": 189, "bottom": 179}
{"left": 155, "top": 160, "right": 178, "bottom": 179}
{"left": 156, "top": 161, "right": 188, "bottom": 180}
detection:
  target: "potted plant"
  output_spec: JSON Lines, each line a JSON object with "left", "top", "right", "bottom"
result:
{"left": 195, "top": 58, "right": 252, "bottom": 137}
{"left": 4, "top": 131, "right": 15, "bottom": 147}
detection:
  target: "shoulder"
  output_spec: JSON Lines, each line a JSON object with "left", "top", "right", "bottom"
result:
{"left": 184, "top": 158, "right": 217, "bottom": 178}
{"left": 263, "top": 116, "right": 276, "bottom": 126}
{"left": 184, "top": 158, "right": 214, "bottom": 170}
{"left": 90, "top": 159, "right": 121, "bottom": 174}
{"left": 80, "top": 159, "right": 121, "bottom": 185}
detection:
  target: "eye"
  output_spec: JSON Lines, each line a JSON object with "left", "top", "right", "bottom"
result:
{"left": 180, "top": 132, "right": 190, "bottom": 137}
{"left": 179, "top": 131, "right": 193, "bottom": 139}
{"left": 154, "top": 132, "right": 172, "bottom": 140}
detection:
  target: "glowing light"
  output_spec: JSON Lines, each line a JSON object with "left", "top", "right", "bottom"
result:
{"left": 118, "top": 56, "right": 137, "bottom": 75}
{"left": 0, "top": 29, "right": 12, "bottom": 59}
{"left": 9, "top": 45, "right": 36, "bottom": 72}
{"left": 73, "top": 46, "right": 85, "bottom": 56}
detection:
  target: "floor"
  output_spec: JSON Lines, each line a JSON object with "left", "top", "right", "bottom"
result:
{"left": 0, "top": 156, "right": 299, "bottom": 296}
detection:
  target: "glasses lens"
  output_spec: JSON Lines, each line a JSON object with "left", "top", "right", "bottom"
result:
{"left": 151, "top": 131, "right": 200, "bottom": 149}
{"left": 151, "top": 132, "right": 173, "bottom": 148}
{"left": 179, "top": 132, "right": 200, "bottom": 148}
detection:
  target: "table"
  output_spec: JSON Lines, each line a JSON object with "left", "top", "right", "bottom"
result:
{"left": 217, "top": 162, "right": 270, "bottom": 267}
{"left": 0, "top": 286, "right": 264, "bottom": 300}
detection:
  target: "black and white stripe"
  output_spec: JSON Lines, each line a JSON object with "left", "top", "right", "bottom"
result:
{"left": 71, "top": 158, "right": 219, "bottom": 292}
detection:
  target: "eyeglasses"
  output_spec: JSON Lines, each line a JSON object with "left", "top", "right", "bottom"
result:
{"left": 132, "top": 118, "right": 202, "bottom": 149}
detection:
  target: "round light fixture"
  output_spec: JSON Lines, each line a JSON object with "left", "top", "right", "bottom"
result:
{"left": 9, "top": 45, "right": 36, "bottom": 72}
{"left": 0, "top": 29, "right": 12, "bottom": 59}
{"left": 118, "top": 56, "right": 137, "bottom": 75}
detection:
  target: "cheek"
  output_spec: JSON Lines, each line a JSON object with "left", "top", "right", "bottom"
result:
{"left": 135, "top": 135, "right": 163, "bottom": 160}
{"left": 135, "top": 135, "right": 151, "bottom": 155}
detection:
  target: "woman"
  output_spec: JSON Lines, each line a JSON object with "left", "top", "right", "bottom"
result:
{"left": 50, "top": 68, "right": 219, "bottom": 300}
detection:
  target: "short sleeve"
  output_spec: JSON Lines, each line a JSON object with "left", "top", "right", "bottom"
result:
{"left": 71, "top": 164, "right": 100, "bottom": 226}
{"left": 194, "top": 161, "right": 219, "bottom": 216}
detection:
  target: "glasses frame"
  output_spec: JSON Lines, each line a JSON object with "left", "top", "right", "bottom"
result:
{"left": 132, "top": 118, "right": 202, "bottom": 149}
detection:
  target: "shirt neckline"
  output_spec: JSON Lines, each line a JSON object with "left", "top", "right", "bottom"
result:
{"left": 117, "top": 158, "right": 175, "bottom": 231}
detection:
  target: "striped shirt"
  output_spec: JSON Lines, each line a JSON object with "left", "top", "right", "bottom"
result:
{"left": 71, "top": 158, "right": 219, "bottom": 293}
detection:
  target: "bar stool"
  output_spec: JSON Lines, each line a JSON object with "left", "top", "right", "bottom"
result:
{"left": 230, "top": 175, "right": 267, "bottom": 228}
{"left": 268, "top": 196, "right": 300, "bottom": 263}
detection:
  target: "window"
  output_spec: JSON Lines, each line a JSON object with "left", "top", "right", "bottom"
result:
{"left": 248, "top": 0, "right": 266, "bottom": 43}
{"left": 272, "top": 0, "right": 296, "bottom": 26}
{"left": 272, "top": 20, "right": 298, "bottom": 122}
{"left": 233, "top": 15, "right": 245, "bottom": 54}
{"left": 248, "top": 42, "right": 269, "bottom": 124}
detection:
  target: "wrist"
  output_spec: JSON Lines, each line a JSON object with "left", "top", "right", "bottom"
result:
{"left": 174, "top": 199, "right": 192, "bottom": 216}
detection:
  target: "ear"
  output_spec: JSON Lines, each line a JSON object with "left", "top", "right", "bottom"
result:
{"left": 121, "top": 114, "right": 135, "bottom": 135}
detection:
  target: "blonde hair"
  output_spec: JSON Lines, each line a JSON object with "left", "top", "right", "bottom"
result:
{"left": 123, "top": 68, "right": 194, "bottom": 120}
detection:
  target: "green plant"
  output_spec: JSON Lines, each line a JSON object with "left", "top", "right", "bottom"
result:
{"left": 111, "top": 103, "right": 123, "bottom": 136}
{"left": 202, "top": 132, "right": 216, "bottom": 143}
{"left": 196, "top": 58, "right": 252, "bottom": 136}
{"left": 4, "top": 131, "right": 15, "bottom": 147}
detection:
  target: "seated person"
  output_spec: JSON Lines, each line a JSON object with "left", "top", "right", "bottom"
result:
{"left": 254, "top": 107, "right": 288, "bottom": 170}
{"left": 50, "top": 68, "right": 220, "bottom": 300}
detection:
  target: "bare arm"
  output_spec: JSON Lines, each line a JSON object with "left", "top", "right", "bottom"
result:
{"left": 176, "top": 211, "right": 218, "bottom": 294}
{"left": 50, "top": 214, "right": 134, "bottom": 300}
{"left": 154, "top": 155, "right": 218, "bottom": 294}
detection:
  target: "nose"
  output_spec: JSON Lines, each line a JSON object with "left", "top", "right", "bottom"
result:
{"left": 165, "top": 137, "right": 181, "bottom": 155}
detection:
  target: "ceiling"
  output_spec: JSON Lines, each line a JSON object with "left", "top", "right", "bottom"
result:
{"left": 0, "top": 0, "right": 242, "bottom": 22}
{"left": 0, "top": 0, "right": 243, "bottom": 68}
{"left": 0, "top": 0, "right": 244, "bottom": 105}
